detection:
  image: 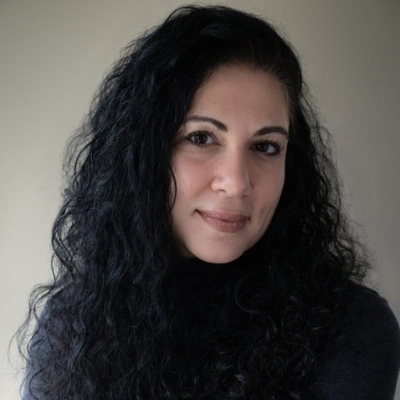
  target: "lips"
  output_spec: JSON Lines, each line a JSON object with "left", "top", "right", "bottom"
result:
{"left": 197, "top": 210, "right": 248, "bottom": 233}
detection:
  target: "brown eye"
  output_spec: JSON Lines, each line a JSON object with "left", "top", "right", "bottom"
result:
{"left": 187, "top": 131, "right": 213, "bottom": 145}
{"left": 254, "top": 141, "right": 280, "bottom": 155}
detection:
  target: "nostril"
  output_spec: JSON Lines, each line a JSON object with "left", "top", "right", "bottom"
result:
{"left": 211, "top": 161, "right": 251, "bottom": 197}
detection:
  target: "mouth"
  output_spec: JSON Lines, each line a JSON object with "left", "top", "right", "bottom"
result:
{"left": 196, "top": 210, "right": 248, "bottom": 233}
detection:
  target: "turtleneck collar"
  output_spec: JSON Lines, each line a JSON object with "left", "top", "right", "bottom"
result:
{"left": 166, "top": 254, "right": 252, "bottom": 305}
{"left": 173, "top": 256, "right": 238, "bottom": 273}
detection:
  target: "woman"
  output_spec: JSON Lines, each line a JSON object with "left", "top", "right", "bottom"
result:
{"left": 19, "top": 5, "right": 400, "bottom": 399}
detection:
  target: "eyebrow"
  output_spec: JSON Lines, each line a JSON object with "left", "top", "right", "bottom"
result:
{"left": 185, "top": 115, "right": 289, "bottom": 138}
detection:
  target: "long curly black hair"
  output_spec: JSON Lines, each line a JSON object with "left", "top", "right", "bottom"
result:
{"left": 18, "top": 5, "right": 368, "bottom": 400}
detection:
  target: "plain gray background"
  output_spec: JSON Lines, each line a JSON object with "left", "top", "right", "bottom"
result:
{"left": 1, "top": 0, "right": 399, "bottom": 398}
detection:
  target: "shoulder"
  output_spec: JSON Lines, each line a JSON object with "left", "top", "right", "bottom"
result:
{"left": 309, "top": 283, "right": 400, "bottom": 400}
{"left": 330, "top": 283, "right": 400, "bottom": 373}
{"left": 340, "top": 282, "right": 400, "bottom": 339}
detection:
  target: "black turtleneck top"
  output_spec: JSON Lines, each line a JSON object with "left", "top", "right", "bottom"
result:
{"left": 167, "top": 257, "right": 400, "bottom": 399}
{"left": 24, "top": 257, "right": 400, "bottom": 399}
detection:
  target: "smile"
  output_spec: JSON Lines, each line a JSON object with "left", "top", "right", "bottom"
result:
{"left": 196, "top": 210, "right": 248, "bottom": 233}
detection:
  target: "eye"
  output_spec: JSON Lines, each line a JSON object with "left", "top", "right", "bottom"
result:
{"left": 253, "top": 141, "right": 281, "bottom": 155}
{"left": 186, "top": 131, "right": 214, "bottom": 146}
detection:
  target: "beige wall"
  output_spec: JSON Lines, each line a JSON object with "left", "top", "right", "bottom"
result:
{"left": 1, "top": 0, "right": 399, "bottom": 398}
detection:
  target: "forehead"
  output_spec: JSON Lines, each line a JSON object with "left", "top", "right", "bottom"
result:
{"left": 187, "top": 64, "right": 290, "bottom": 130}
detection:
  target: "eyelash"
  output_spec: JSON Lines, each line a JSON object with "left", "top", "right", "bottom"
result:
{"left": 185, "top": 130, "right": 283, "bottom": 156}
{"left": 186, "top": 131, "right": 213, "bottom": 146}
{"left": 252, "top": 141, "right": 282, "bottom": 155}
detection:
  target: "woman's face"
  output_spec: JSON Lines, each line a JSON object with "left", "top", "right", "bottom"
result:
{"left": 171, "top": 64, "right": 289, "bottom": 263}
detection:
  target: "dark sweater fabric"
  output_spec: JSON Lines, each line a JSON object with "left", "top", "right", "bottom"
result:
{"left": 308, "top": 281, "right": 400, "bottom": 399}
{"left": 24, "top": 258, "right": 400, "bottom": 399}
{"left": 169, "top": 258, "right": 400, "bottom": 399}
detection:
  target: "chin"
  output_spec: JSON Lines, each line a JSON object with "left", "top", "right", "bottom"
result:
{"left": 191, "top": 247, "right": 246, "bottom": 264}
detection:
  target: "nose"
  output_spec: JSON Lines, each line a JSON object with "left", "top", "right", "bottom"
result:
{"left": 211, "top": 151, "right": 251, "bottom": 197}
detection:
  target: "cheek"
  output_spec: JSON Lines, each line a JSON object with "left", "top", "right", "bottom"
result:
{"left": 173, "top": 155, "right": 211, "bottom": 199}
{"left": 256, "top": 166, "right": 286, "bottom": 216}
